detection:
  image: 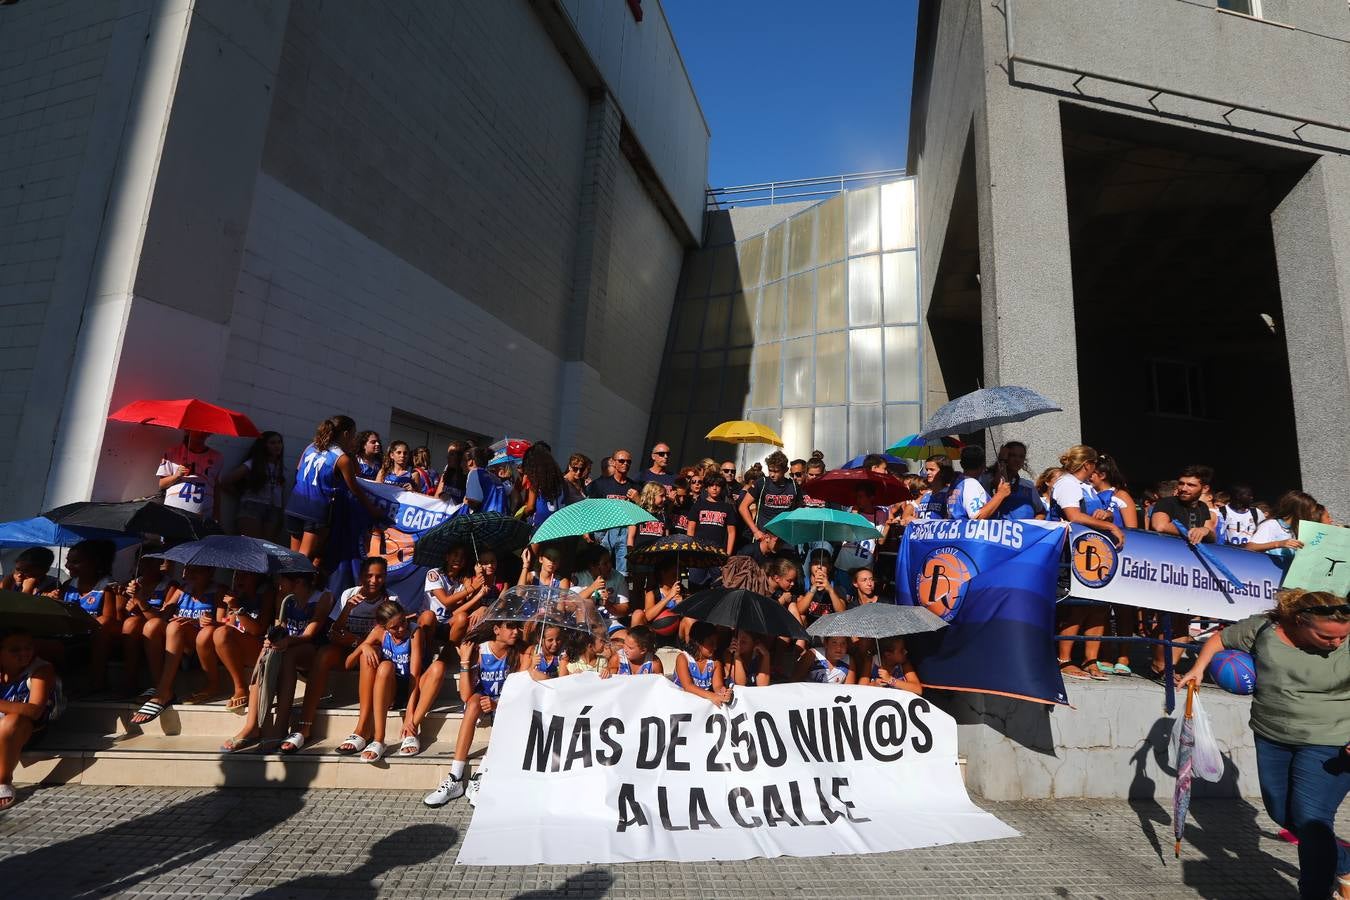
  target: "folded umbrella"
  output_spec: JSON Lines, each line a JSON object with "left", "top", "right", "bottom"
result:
{"left": 807, "top": 603, "right": 948, "bottom": 640}
{"left": 108, "top": 398, "right": 260, "bottom": 437}
{"left": 918, "top": 386, "right": 1061, "bottom": 440}
{"left": 674, "top": 587, "right": 809, "bottom": 641}
{"left": 413, "top": 512, "right": 533, "bottom": 566}
{"left": 0, "top": 591, "right": 97, "bottom": 637}
{"left": 886, "top": 434, "right": 964, "bottom": 461}
{"left": 627, "top": 534, "right": 728, "bottom": 570}
{"left": 801, "top": 468, "right": 911, "bottom": 507}
{"left": 529, "top": 499, "right": 654, "bottom": 545}
{"left": 764, "top": 507, "right": 882, "bottom": 544}
{"left": 43, "top": 500, "right": 220, "bottom": 542}
{"left": 705, "top": 420, "right": 784, "bottom": 447}
{"left": 1174, "top": 683, "right": 1197, "bottom": 858}
{"left": 0, "top": 516, "right": 139, "bottom": 549}
{"left": 148, "top": 535, "right": 313, "bottom": 575}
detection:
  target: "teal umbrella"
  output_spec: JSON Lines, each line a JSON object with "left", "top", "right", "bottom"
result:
{"left": 530, "top": 498, "right": 654, "bottom": 544}
{"left": 763, "top": 507, "right": 882, "bottom": 544}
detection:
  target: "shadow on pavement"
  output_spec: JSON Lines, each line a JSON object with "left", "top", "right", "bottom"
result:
{"left": 513, "top": 868, "right": 614, "bottom": 899}
{"left": 246, "top": 823, "right": 457, "bottom": 899}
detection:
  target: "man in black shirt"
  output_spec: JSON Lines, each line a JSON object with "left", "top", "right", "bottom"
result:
{"left": 1149, "top": 464, "right": 1217, "bottom": 544}
{"left": 645, "top": 442, "right": 676, "bottom": 492}
{"left": 587, "top": 448, "right": 642, "bottom": 578}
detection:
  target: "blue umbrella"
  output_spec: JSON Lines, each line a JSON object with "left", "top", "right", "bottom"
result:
{"left": 918, "top": 386, "right": 1061, "bottom": 439}
{"left": 148, "top": 535, "right": 313, "bottom": 574}
{"left": 0, "top": 517, "right": 139, "bottom": 549}
{"left": 840, "top": 453, "right": 908, "bottom": 470}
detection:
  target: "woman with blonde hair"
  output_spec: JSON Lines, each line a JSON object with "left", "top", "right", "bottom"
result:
{"left": 626, "top": 482, "right": 669, "bottom": 598}
{"left": 1183, "top": 589, "right": 1350, "bottom": 898}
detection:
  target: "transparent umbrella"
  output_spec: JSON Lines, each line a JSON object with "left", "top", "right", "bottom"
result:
{"left": 482, "top": 585, "right": 604, "bottom": 638}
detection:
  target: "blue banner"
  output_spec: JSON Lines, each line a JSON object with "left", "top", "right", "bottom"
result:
{"left": 1065, "top": 524, "right": 1282, "bottom": 621}
{"left": 896, "top": 519, "right": 1068, "bottom": 706}
{"left": 327, "top": 480, "right": 466, "bottom": 612}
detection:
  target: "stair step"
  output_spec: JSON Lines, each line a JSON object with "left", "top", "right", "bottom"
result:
{"left": 17, "top": 730, "right": 487, "bottom": 790}
{"left": 56, "top": 698, "right": 468, "bottom": 742}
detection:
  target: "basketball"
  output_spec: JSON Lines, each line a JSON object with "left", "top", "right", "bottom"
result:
{"left": 1208, "top": 648, "right": 1256, "bottom": 695}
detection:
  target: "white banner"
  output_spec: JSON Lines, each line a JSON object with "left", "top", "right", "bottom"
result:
{"left": 457, "top": 673, "right": 1017, "bottom": 865}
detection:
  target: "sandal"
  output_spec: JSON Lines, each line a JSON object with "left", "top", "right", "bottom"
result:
{"left": 335, "top": 733, "right": 367, "bottom": 755}
{"left": 361, "top": 741, "right": 386, "bottom": 764}
{"left": 1113, "top": 663, "right": 1133, "bottom": 676}
{"left": 397, "top": 735, "right": 421, "bottom": 757}
{"left": 183, "top": 689, "right": 217, "bottom": 705}
{"left": 130, "top": 696, "right": 172, "bottom": 725}
{"left": 1080, "top": 659, "right": 1110, "bottom": 681}
{"left": 279, "top": 726, "right": 310, "bottom": 755}
{"left": 1058, "top": 659, "right": 1091, "bottom": 680}
{"left": 221, "top": 735, "right": 258, "bottom": 753}
{"left": 0, "top": 784, "right": 15, "bottom": 811}
{"left": 225, "top": 694, "right": 248, "bottom": 713}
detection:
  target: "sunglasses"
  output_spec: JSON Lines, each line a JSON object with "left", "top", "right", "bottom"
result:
{"left": 690, "top": 478, "right": 704, "bottom": 485}
{"left": 789, "top": 471, "right": 805, "bottom": 478}
{"left": 653, "top": 450, "right": 670, "bottom": 457}
{"left": 569, "top": 465, "right": 586, "bottom": 473}
{"left": 613, "top": 459, "right": 632, "bottom": 465}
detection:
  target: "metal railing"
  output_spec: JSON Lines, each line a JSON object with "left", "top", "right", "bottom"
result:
{"left": 705, "top": 168, "right": 908, "bottom": 211}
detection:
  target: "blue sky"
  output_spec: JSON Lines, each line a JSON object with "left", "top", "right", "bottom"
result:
{"left": 664, "top": 0, "right": 918, "bottom": 188}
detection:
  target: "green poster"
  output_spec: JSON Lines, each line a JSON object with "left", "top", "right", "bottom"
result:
{"left": 1284, "top": 521, "right": 1350, "bottom": 596}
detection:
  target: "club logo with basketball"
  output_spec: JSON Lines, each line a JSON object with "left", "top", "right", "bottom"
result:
{"left": 914, "top": 546, "right": 976, "bottom": 622}
{"left": 1071, "top": 531, "right": 1118, "bottom": 588}
{"left": 368, "top": 526, "right": 417, "bottom": 573}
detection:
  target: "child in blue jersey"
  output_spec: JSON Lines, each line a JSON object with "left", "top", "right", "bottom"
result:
{"left": 2, "top": 547, "right": 59, "bottom": 596}
{"left": 526, "top": 625, "right": 565, "bottom": 681}
{"left": 213, "top": 571, "right": 275, "bottom": 713}
{"left": 794, "top": 635, "right": 857, "bottom": 685}
{"left": 120, "top": 553, "right": 176, "bottom": 696}
{"left": 424, "top": 619, "right": 526, "bottom": 806}
{"left": 285, "top": 415, "right": 385, "bottom": 566}
{"left": 59, "top": 539, "right": 120, "bottom": 694}
{"left": 227, "top": 572, "right": 334, "bottom": 753}
{"left": 1, "top": 629, "right": 59, "bottom": 809}
{"left": 518, "top": 545, "right": 571, "bottom": 592}
{"left": 608, "top": 625, "right": 664, "bottom": 677}
{"left": 377, "top": 440, "right": 425, "bottom": 493}
{"left": 859, "top": 637, "right": 923, "bottom": 693}
{"left": 132, "top": 564, "right": 223, "bottom": 723}
{"left": 349, "top": 601, "right": 423, "bottom": 762}
{"left": 727, "top": 629, "right": 771, "bottom": 687}
{"left": 674, "top": 622, "right": 730, "bottom": 705}
{"left": 354, "top": 430, "right": 383, "bottom": 479}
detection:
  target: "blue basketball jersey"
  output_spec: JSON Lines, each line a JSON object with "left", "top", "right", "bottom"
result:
{"left": 807, "top": 649, "right": 851, "bottom": 684}
{"left": 288, "top": 443, "right": 344, "bottom": 520}
{"left": 617, "top": 650, "right": 654, "bottom": 675}
{"left": 381, "top": 625, "right": 417, "bottom": 678}
{"left": 680, "top": 652, "right": 716, "bottom": 690}
{"left": 476, "top": 643, "right": 511, "bottom": 699}
{"left": 144, "top": 577, "right": 172, "bottom": 610}
{"left": 61, "top": 577, "right": 112, "bottom": 615}
{"left": 174, "top": 588, "right": 217, "bottom": 619}
{"left": 534, "top": 651, "right": 561, "bottom": 678}
{"left": 281, "top": 593, "right": 320, "bottom": 636}
{"left": 383, "top": 470, "right": 414, "bottom": 490}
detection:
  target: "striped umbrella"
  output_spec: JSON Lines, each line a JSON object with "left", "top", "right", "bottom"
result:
{"left": 886, "top": 433, "right": 964, "bottom": 461}
{"left": 529, "top": 498, "right": 654, "bottom": 544}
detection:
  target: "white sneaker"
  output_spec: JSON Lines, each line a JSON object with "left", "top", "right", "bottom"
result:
{"left": 465, "top": 773, "right": 482, "bottom": 807}
{"left": 423, "top": 772, "right": 465, "bottom": 807}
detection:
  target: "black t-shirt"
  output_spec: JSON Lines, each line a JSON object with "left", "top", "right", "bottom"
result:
{"left": 1154, "top": 495, "right": 1214, "bottom": 539}
{"left": 666, "top": 502, "right": 692, "bottom": 534}
{"left": 691, "top": 498, "right": 736, "bottom": 548}
{"left": 644, "top": 470, "right": 676, "bottom": 488}
{"left": 587, "top": 476, "right": 642, "bottom": 502}
{"left": 744, "top": 542, "right": 802, "bottom": 569}
{"left": 753, "top": 477, "right": 799, "bottom": 528}
{"left": 632, "top": 517, "right": 668, "bottom": 549}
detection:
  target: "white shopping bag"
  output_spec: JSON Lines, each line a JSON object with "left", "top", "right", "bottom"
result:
{"left": 1168, "top": 691, "right": 1225, "bottom": 783}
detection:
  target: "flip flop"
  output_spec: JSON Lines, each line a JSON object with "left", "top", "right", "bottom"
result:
{"left": 225, "top": 695, "right": 248, "bottom": 713}
{"left": 221, "top": 736, "right": 258, "bottom": 753}
{"left": 397, "top": 735, "right": 421, "bottom": 757}
{"left": 335, "top": 733, "right": 367, "bottom": 755}
{"left": 1058, "top": 660, "right": 1091, "bottom": 680}
{"left": 1113, "top": 663, "right": 1133, "bottom": 676}
{"left": 279, "top": 731, "right": 307, "bottom": 755}
{"left": 130, "top": 697, "right": 171, "bottom": 725}
{"left": 361, "top": 741, "right": 386, "bottom": 764}
{"left": 0, "top": 784, "right": 16, "bottom": 811}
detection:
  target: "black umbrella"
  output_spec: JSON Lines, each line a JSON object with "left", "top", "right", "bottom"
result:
{"left": 627, "top": 534, "right": 728, "bottom": 570}
{"left": 43, "top": 500, "right": 219, "bottom": 542}
{"left": 674, "top": 587, "right": 809, "bottom": 641}
{"left": 147, "top": 535, "right": 314, "bottom": 575}
{"left": 0, "top": 591, "right": 97, "bottom": 637}
{"left": 413, "top": 512, "right": 532, "bottom": 566}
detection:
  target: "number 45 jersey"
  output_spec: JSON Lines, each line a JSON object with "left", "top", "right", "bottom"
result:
{"left": 157, "top": 443, "right": 223, "bottom": 518}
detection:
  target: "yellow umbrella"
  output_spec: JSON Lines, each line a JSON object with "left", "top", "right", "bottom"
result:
{"left": 705, "top": 420, "right": 784, "bottom": 447}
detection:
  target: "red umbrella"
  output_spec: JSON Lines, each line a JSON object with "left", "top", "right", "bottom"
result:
{"left": 108, "top": 399, "right": 260, "bottom": 437}
{"left": 802, "top": 468, "right": 911, "bottom": 507}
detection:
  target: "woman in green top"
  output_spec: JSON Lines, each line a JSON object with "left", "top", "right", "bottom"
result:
{"left": 1183, "top": 589, "right": 1350, "bottom": 899}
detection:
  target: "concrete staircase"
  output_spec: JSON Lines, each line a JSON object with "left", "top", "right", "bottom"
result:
{"left": 17, "top": 673, "right": 487, "bottom": 790}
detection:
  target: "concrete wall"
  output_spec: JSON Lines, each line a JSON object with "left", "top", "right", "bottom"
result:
{"left": 559, "top": 0, "right": 710, "bottom": 238}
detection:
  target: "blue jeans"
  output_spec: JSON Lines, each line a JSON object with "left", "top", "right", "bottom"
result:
{"left": 597, "top": 528, "right": 629, "bottom": 578}
{"left": 1254, "top": 733, "right": 1350, "bottom": 898}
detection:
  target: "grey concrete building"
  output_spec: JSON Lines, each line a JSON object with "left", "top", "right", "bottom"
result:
{"left": 0, "top": 0, "right": 707, "bottom": 518}
{"left": 910, "top": 0, "right": 1350, "bottom": 511}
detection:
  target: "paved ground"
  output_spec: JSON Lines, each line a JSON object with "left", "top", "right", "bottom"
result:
{"left": 0, "top": 784, "right": 1331, "bottom": 898}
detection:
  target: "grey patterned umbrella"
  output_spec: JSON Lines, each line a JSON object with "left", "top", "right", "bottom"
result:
{"left": 806, "top": 602, "right": 948, "bottom": 639}
{"left": 918, "top": 386, "right": 1061, "bottom": 439}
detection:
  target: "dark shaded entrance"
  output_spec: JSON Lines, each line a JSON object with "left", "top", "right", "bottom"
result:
{"left": 1061, "top": 104, "right": 1314, "bottom": 500}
